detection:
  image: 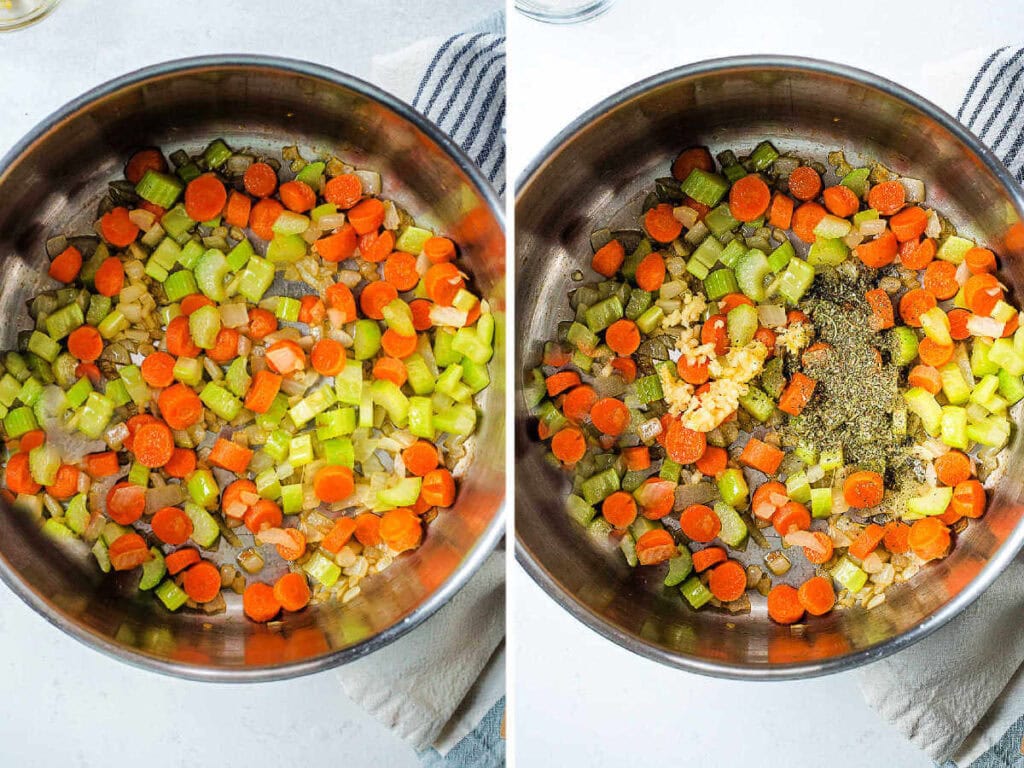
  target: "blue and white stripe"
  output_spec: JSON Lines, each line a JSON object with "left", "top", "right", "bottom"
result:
{"left": 958, "top": 46, "right": 1024, "bottom": 182}
{"left": 413, "top": 28, "right": 506, "bottom": 197}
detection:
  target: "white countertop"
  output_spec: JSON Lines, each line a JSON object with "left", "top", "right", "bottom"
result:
{"left": 509, "top": 2, "right": 1024, "bottom": 767}
{"left": 0, "top": 1, "right": 498, "bottom": 766}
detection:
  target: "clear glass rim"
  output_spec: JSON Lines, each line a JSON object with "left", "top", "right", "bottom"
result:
{"left": 514, "top": 0, "right": 613, "bottom": 24}
{"left": 0, "top": 0, "right": 61, "bottom": 31}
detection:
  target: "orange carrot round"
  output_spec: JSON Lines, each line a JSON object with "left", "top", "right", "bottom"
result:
{"left": 671, "top": 146, "right": 713, "bottom": 182}
{"left": 788, "top": 166, "right": 822, "bottom": 202}
{"left": 908, "top": 517, "right": 951, "bottom": 561}
{"left": 867, "top": 180, "right": 906, "bottom": 215}
{"left": 274, "top": 572, "right": 312, "bottom": 612}
{"left": 99, "top": 208, "right": 139, "bottom": 249}
{"left": 106, "top": 481, "right": 146, "bottom": 525}
{"left": 243, "top": 582, "right": 281, "bottom": 622}
{"left": 679, "top": 504, "right": 721, "bottom": 543}
{"left": 151, "top": 506, "right": 194, "bottom": 546}
{"left": 843, "top": 470, "right": 884, "bottom": 508}
{"left": 635, "top": 528, "right": 677, "bottom": 566}
{"left": 772, "top": 501, "right": 810, "bottom": 535}
{"left": 605, "top": 319, "right": 641, "bottom": 356}
{"left": 313, "top": 465, "right": 355, "bottom": 503}
{"left": 729, "top": 174, "right": 771, "bottom": 221}
{"left": 401, "top": 441, "right": 439, "bottom": 477}
{"left": 323, "top": 173, "right": 362, "bottom": 209}
{"left": 797, "top": 576, "right": 836, "bottom": 616}
{"left": 141, "top": 351, "right": 176, "bottom": 388}
{"left": 67, "top": 325, "right": 103, "bottom": 362}
{"left": 551, "top": 426, "right": 586, "bottom": 464}
{"left": 664, "top": 418, "right": 707, "bottom": 465}
{"left": 708, "top": 559, "right": 747, "bottom": 601}
{"left": 898, "top": 288, "right": 937, "bottom": 327}
{"left": 923, "top": 260, "right": 959, "bottom": 299}
{"left": 311, "top": 338, "right": 347, "bottom": 376}
{"left": 822, "top": 185, "right": 859, "bottom": 218}
{"left": 562, "top": 385, "right": 598, "bottom": 424}
{"left": 590, "top": 397, "right": 630, "bottom": 437}
{"left": 243, "top": 162, "right": 279, "bottom": 198}
{"left": 184, "top": 174, "right": 227, "bottom": 221}
{"left": 767, "top": 584, "right": 805, "bottom": 624}
{"left": 635, "top": 252, "right": 666, "bottom": 291}
{"left": 108, "top": 532, "right": 152, "bottom": 571}
{"left": 421, "top": 468, "right": 456, "bottom": 507}
{"left": 644, "top": 203, "right": 683, "bottom": 243}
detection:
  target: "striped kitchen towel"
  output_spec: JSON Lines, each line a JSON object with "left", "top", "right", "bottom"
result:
{"left": 860, "top": 47, "right": 1024, "bottom": 768}
{"left": 372, "top": 12, "right": 506, "bottom": 196}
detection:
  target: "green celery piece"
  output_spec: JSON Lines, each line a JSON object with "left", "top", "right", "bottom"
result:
{"left": 5, "top": 351, "right": 29, "bottom": 382}
{"left": 138, "top": 548, "right": 166, "bottom": 591}
{"left": 748, "top": 141, "right": 779, "bottom": 171}
{"left": 584, "top": 296, "right": 624, "bottom": 334}
{"left": 97, "top": 309, "right": 129, "bottom": 340}
{"left": 178, "top": 239, "right": 205, "bottom": 270}
{"left": 321, "top": 437, "right": 355, "bottom": 467}
{"left": 136, "top": 170, "right": 183, "bottom": 208}
{"left": 29, "top": 443, "right": 61, "bottom": 485}
{"left": 807, "top": 237, "right": 849, "bottom": 266}
{"left": 408, "top": 396, "right": 434, "bottom": 438}
{"left": 810, "top": 487, "right": 833, "bottom": 519}
{"left": 997, "top": 368, "right": 1024, "bottom": 405}
{"left": 86, "top": 294, "right": 112, "bottom": 327}
{"left": 200, "top": 383, "right": 242, "bottom": 421}
{"left": 460, "top": 357, "right": 490, "bottom": 393}
{"left": 581, "top": 467, "right": 620, "bottom": 506}
{"left": 353, "top": 319, "right": 382, "bottom": 360}
{"left": 263, "top": 429, "right": 290, "bottom": 462}
{"left": 304, "top": 551, "right": 341, "bottom": 588}
{"left": 624, "top": 289, "right": 653, "bottom": 321}
{"left": 704, "top": 268, "right": 738, "bottom": 301}
{"left": 0, "top": 374, "right": 20, "bottom": 406}
{"left": 334, "top": 364, "right": 363, "bottom": 406}
{"left": 727, "top": 303, "right": 758, "bottom": 347}
{"left": 405, "top": 354, "right": 437, "bottom": 395}
{"left": 680, "top": 169, "right": 729, "bottom": 207}
{"left": 155, "top": 580, "right": 189, "bottom": 611}
{"left": 255, "top": 393, "right": 287, "bottom": 431}
{"left": 289, "top": 386, "right": 336, "bottom": 428}
{"left": 680, "top": 575, "right": 713, "bottom": 609}
{"left": 704, "top": 205, "right": 739, "bottom": 238}
{"left": 295, "top": 160, "right": 325, "bottom": 186}
{"left": 664, "top": 547, "right": 694, "bottom": 586}
{"left": 433, "top": 402, "right": 476, "bottom": 435}
{"left": 434, "top": 328, "right": 461, "bottom": 367}
{"left": 267, "top": 234, "right": 307, "bottom": 263}
{"left": 189, "top": 304, "right": 221, "bottom": 349}
{"left": 225, "top": 357, "right": 251, "bottom": 399}
{"left": 172, "top": 356, "right": 203, "bottom": 387}
{"left": 65, "top": 376, "right": 93, "bottom": 408}
{"left": 717, "top": 468, "right": 748, "bottom": 508}
{"left": 280, "top": 483, "right": 303, "bottom": 513}
{"left": 635, "top": 374, "right": 663, "bottom": 404}
{"left": 275, "top": 296, "right": 300, "bottom": 322}
{"left": 163, "top": 269, "right": 198, "bottom": 302}
{"left": 255, "top": 466, "right": 282, "bottom": 499}
{"left": 186, "top": 472, "right": 220, "bottom": 511}
{"left": 382, "top": 299, "right": 416, "bottom": 337}
{"left": 660, "top": 458, "right": 681, "bottom": 483}
{"left": 904, "top": 386, "right": 942, "bottom": 436}
{"left": 28, "top": 330, "right": 60, "bottom": 362}
{"left": 619, "top": 533, "right": 638, "bottom": 567}
{"left": 840, "top": 168, "right": 870, "bottom": 197}
{"left": 238, "top": 256, "right": 275, "bottom": 303}
{"left": 377, "top": 477, "right": 423, "bottom": 509}
{"left": 45, "top": 302, "right": 84, "bottom": 341}
{"left": 452, "top": 326, "right": 493, "bottom": 364}
{"left": 777, "top": 258, "right": 814, "bottom": 305}
{"left": 768, "top": 240, "right": 795, "bottom": 273}
{"left": 203, "top": 139, "right": 232, "bottom": 169}
{"left": 937, "top": 235, "right": 974, "bottom": 264}
{"left": 891, "top": 326, "right": 920, "bottom": 367}
{"left": 831, "top": 556, "right": 867, "bottom": 593}
{"left": 42, "top": 519, "right": 75, "bottom": 541}
{"left": 65, "top": 493, "right": 90, "bottom": 535}
{"left": 734, "top": 249, "right": 771, "bottom": 302}
{"left": 940, "top": 405, "right": 969, "bottom": 449}
{"left": 227, "top": 238, "right": 254, "bottom": 271}
{"left": 714, "top": 502, "right": 748, "bottom": 548}
{"left": 194, "top": 249, "right": 230, "bottom": 302}
{"left": 75, "top": 393, "right": 113, "bottom": 438}
{"left": 371, "top": 379, "right": 410, "bottom": 426}
{"left": 272, "top": 211, "right": 311, "bottom": 236}
{"left": 635, "top": 306, "right": 665, "bottom": 336}
{"left": 565, "top": 494, "right": 596, "bottom": 527}
{"left": 160, "top": 204, "right": 195, "bottom": 243}
{"left": 395, "top": 226, "right": 433, "bottom": 254}
{"left": 92, "top": 540, "right": 111, "bottom": 573}
{"left": 738, "top": 386, "right": 774, "bottom": 422}
{"left": 786, "top": 471, "right": 811, "bottom": 504}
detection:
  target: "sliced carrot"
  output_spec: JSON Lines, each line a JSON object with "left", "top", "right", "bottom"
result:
{"left": 274, "top": 572, "right": 312, "bottom": 612}
{"left": 778, "top": 372, "right": 817, "bottom": 416}
{"left": 694, "top": 445, "right": 728, "bottom": 477}
{"left": 298, "top": 295, "right": 326, "bottom": 325}
{"left": 798, "top": 576, "right": 836, "bottom": 616}
{"left": 768, "top": 192, "right": 795, "bottom": 229}
{"left": 767, "top": 584, "right": 805, "bottom": 624}
{"left": 791, "top": 202, "right": 826, "bottom": 244}
{"left": 635, "top": 529, "right": 677, "bottom": 566}
{"left": 108, "top": 533, "right": 152, "bottom": 571}
{"left": 84, "top": 451, "right": 120, "bottom": 479}
{"left": 644, "top": 203, "right": 683, "bottom": 243}
{"left": 605, "top": 319, "right": 641, "bottom": 356}
{"left": 247, "top": 307, "right": 278, "bottom": 339}
{"left": 610, "top": 356, "right": 637, "bottom": 383}
{"left": 359, "top": 229, "right": 395, "bottom": 264}
{"left": 719, "top": 293, "right": 754, "bottom": 314}
{"left": 900, "top": 236, "right": 936, "bottom": 270}
{"left": 867, "top": 180, "right": 906, "bottom": 215}
{"left": 166, "top": 315, "right": 201, "bottom": 357}
{"left": 99, "top": 208, "right": 140, "bottom": 249}
{"left": 372, "top": 356, "right": 407, "bottom": 387}
{"left": 898, "top": 288, "right": 937, "bottom": 327}
{"left": 19, "top": 429, "right": 45, "bottom": 453}
{"left": 822, "top": 185, "right": 859, "bottom": 218}
{"left": 692, "top": 546, "right": 727, "bottom": 572}
{"left": 384, "top": 251, "right": 420, "bottom": 291}
{"left": 125, "top": 148, "right": 167, "bottom": 184}
{"left": 151, "top": 506, "right": 194, "bottom": 546}
{"left": 728, "top": 174, "right": 771, "bottom": 221}
{"left": 602, "top": 491, "right": 637, "bottom": 529}
{"left": 843, "top": 470, "right": 884, "bottom": 508}
{"left": 94, "top": 257, "right": 125, "bottom": 297}
{"left": 106, "top": 481, "right": 146, "bottom": 525}
{"left": 250, "top": 198, "right": 284, "bottom": 241}
{"left": 965, "top": 246, "right": 997, "bottom": 274}
{"left": 164, "top": 447, "right": 196, "bottom": 479}
{"left": 865, "top": 288, "right": 895, "bottom": 331}
{"left": 209, "top": 438, "right": 254, "bottom": 474}
{"left": 360, "top": 281, "right": 399, "bottom": 320}
{"left": 948, "top": 308, "right": 972, "bottom": 341}
{"left": 409, "top": 299, "right": 433, "bottom": 331}
{"left": 701, "top": 314, "right": 729, "bottom": 355}
{"left": 222, "top": 479, "right": 258, "bottom": 520}
{"left": 918, "top": 338, "right": 954, "bottom": 368}
{"left": 244, "top": 499, "right": 283, "bottom": 534}
{"left": 278, "top": 180, "right": 316, "bottom": 213}
{"left": 708, "top": 559, "right": 747, "bottom": 601}
{"left": 320, "top": 517, "right": 357, "bottom": 553}
{"left": 551, "top": 426, "right": 586, "bottom": 464}
{"left": 243, "top": 162, "right": 279, "bottom": 198}
{"left": 141, "top": 351, "right": 176, "bottom": 388}
{"left": 157, "top": 383, "right": 204, "bottom": 430}
{"left": 47, "top": 244, "right": 83, "bottom": 284}
{"left": 738, "top": 437, "right": 785, "bottom": 475}
{"left": 380, "top": 329, "right": 418, "bottom": 359}
{"left": 671, "top": 146, "right": 713, "bottom": 182}
{"left": 423, "top": 236, "right": 457, "bottom": 264}
{"left": 314, "top": 224, "right": 358, "bottom": 262}
{"left": 773, "top": 501, "right": 810, "bottom": 535}
{"left": 46, "top": 464, "right": 80, "bottom": 500}
{"left": 131, "top": 421, "right": 174, "bottom": 468}
{"left": 323, "top": 173, "right": 362, "bottom": 209}
{"left": 849, "top": 523, "right": 886, "bottom": 560}
{"left": 663, "top": 419, "right": 706, "bottom": 465}
{"left": 545, "top": 371, "right": 581, "bottom": 397}
{"left": 907, "top": 364, "right": 942, "bottom": 394}
{"left": 934, "top": 450, "right": 972, "bottom": 487}
{"left": 165, "top": 548, "right": 201, "bottom": 575}
{"left": 421, "top": 468, "right": 456, "bottom": 507}
{"left": 180, "top": 294, "right": 214, "bottom": 316}
{"left": 562, "top": 385, "right": 598, "bottom": 424}
{"left": 924, "top": 260, "right": 959, "bottom": 300}
{"left": 679, "top": 504, "right": 721, "bottom": 543}
{"left": 908, "top": 517, "right": 951, "bottom": 561}
{"left": 889, "top": 206, "right": 928, "bottom": 242}
{"left": 401, "top": 441, "right": 439, "bottom": 477}
{"left": 635, "top": 253, "right": 666, "bottom": 291}
{"left": 677, "top": 355, "right": 710, "bottom": 385}
{"left": 67, "top": 325, "right": 103, "bottom": 362}
{"left": 243, "top": 582, "right": 281, "bottom": 622}
{"left": 423, "top": 262, "right": 465, "bottom": 306}
{"left": 313, "top": 465, "right": 355, "bottom": 503}
{"left": 590, "top": 397, "right": 630, "bottom": 437}
{"left": 207, "top": 328, "right": 240, "bottom": 364}
{"left": 963, "top": 273, "right": 1003, "bottom": 316}
{"left": 310, "top": 338, "right": 347, "bottom": 376}
{"left": 224, "top": 190, "right": 252, "bottom": 228}
{"left": 324, "top": 282, "right": 358, "bottom": 324}
{"left": 855, "top": 230, "right": 898, "bottom": 268}
{"left": 354, "top": 512, "right": 381, "bottom": 546}
{"left": 622, "top": 445, "right": 651, "bottom": 471}
{"left": 883, "top": 522, "right": 911, "bottom": 554}
{"left": 244, "top": 370, "right": 282, "bottom": 414}
{"left": 951, "top": 479, "right": 986, "bottom": 519}
{"left": 348, "top": 198, "right": 386, "bottom": 235}
{"left": 184, "top": 174, "right": 227, "bottom": 221}
{"left": 5, "top": 452, "right": 39, "bottom": 495}
{"left": 802, "top": 531, "right": 834, "bottom": 564}
{"left": 788, "top": 166, "right": 822, "bottom": 202}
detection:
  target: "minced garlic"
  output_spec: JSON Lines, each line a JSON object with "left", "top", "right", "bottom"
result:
{"left": 775, "top": 321, "right": 812, "bottom": 357}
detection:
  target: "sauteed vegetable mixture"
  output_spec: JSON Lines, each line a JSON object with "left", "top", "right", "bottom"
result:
{"left": 527, "top": 142, "right": 1016, "bottom": 623}
{"left": 1, "top": 140, "right": 492, "bottom": 621}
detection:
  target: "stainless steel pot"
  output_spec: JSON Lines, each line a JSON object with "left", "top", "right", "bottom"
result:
{"left": 0, "top": 56, "right": 505, "bottom": 681}
{"left": 515, "top": 56, "right": 1024, "bottom": 679}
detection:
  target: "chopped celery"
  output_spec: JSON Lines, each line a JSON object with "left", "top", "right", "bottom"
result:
{"left": 619, "top": 533, "right": 638, "bottom": 567}
{"left": 624, "top": 288, "right": 653, "bottom": 321}
{"left": 237, "top": 256, "right": 275, "bottom": 303}
{"left": 967, "top": 415, "right": 1010, "bottom": 448}
{"left": 717, "top": 468, "right": 748, "bottom": 508}
{"left": 377, "top": 477, "right": 423, "bottom": 509}
{"left": 777, "top": 258, "right": 814, "bottom": 304}
{"left": 371, "top": 379, "right": 410, "bottom": 426}
{"left": 272, "top": 211, "right": 311, "bottom": 236}
{"left": 45, "top": 302, "right": 84, "bottom": 341}
{"left": 408, "top": 396, "right": 434, "bottom": 438}
{"left": 289, "top": 434, "right": 314, "bottom": 466}
{"left": 635, "top": 305, "right": 665, "bottom": 335}
{"left": 86, "top": 294, "right": 112, "bottom": 326}
{"left": 138, "top": 548, "right": 166, "bottom": 591}
{"left": 703, "top": 268, "right": 738, "bottom": 301}
{"left": 584, "top": 296, "right": 624, "bottom": 334}
{"left": 680, "top": 575, "right": 714, "bottom": 609}
{"left": 807, "top": 237, "right": 849, "bottom": 266}
{"left": 199, "top": 383, "right": 242, "bottom": 420}
{"left": 714, "top": 502, "right": 748, "bottom": 548}
{"left": 785, "top": 471, "right": 811, "bottom": 504}
{"left": 937, "top": 235, "right": 974, "bottom": 264}
{"left": 940, "top": 406, "right": 969, "bottom": 449}
{"left": 119, "top": 365, "right": 151, "bottom": 405}
{"left": 664, "top": 547, "right": 694, "bottom": 586}
{"left": 734, "top": 249, "right": 772, "bottom": 302}
{"left": 727, "top": 303, "right": 758, "bottom": 347}
{"left": 92, "top": 539, "right": 111, "bottom": 573}
{"left": 97, "top": 309, "right": 129, "bottom": 339}
{"left": 565, "top": 494, "right": 596, "bottom": 527}
{"left": 186, "top": 472, "right": 220, "bottom": 510}
{"left": 581, "top": 467, "right": 620, "bottom": 506}
{"left": 289, "top": 386, "right": 336, "bottom": 428}
{"left": 810, "top": 487, "right": 833, "bottom": 519}
{"left": 267, "top": 234, "right": 307, "bottom": 263}
{"left": 940, "top": 363, "right": 971, "bottom": 405}
{"left": 65, "top": 493, "right": 90, "bottom": 535}
{"left": 891, "top": 326, "right": 920, "bottom": 366}
{"left": 635, "top": 374, "right": 663, "bottom": 404}
{"left": 461, "top": 357, "right": 489, "bottom": 393}
{"left": 660, "top": 458, "right": 681, "bottom": 483}
{"left": 257, "top": 394, "right": 288, "bottom": 431}
{"left": 203, "top": 139, "right": 232, "bottom": 169}
{"left": 334, "top": 364, "right": 363, "bottom": 406}
{"left": 820, "top": 447, "right": 844, "bottom": 471}
{"left": 189, "top": 304, "right": 221, "bottom": 349}
{"left": 315, "top": 407, "right": 356, "bottom": 440}
{"left": 163, "top": 269, "right": 198, "bottom": 302}
{"left": 395, "top": 225, "right": 433, "bottom": 254}
{"left": 434, "top": 328, "right": 462, "bottom": 367}
{"left": 738, "top": 386, "right": 775, "bottom": 422}
{"left": 194, "top": 249, "right": 230, "bottom": 302}
{"left": 920, "top": 306, "right": 952, "bottom": 346}
{"left": 255, "top": 466, "right": 282, "bottom": 499}
{"left": 680, "top": 169, "right": 729, "bottom": 207}
{"left": 433, "top": 402, "right": 476, "bottom": 435}
{"left": 178, "top": 239, "right": 205, "bottom": 269}
{"left": 831, "top": 556, "right": 867, "bottom": 593}
{"left": 321, "top": 437, "right": 355, "bottom": 467}
{"left": 452, "top": 326, "right": 493, "bottom": 364}
{"left": 904, "top": 386, "right": 942, "bottom": 436}
{"left": 17, "top": 376, "right": 43, "bottom": 408}
{"left": 906, "top": 486, "right": 954, "bottom": 519}
{"left": 226, "top": 238, "right": 254, "bottom": 272}
{"left": 0, "top": 374, "right": 22, "bottom": 407}
{"left": 224, "top": 356, "right": 251, "bottom": 399}
{"left": 155, "top": 580, "right": 189, "bottom": 611}
{"left": 997, "top": 368, "right": 1024, "bottom": 405}
{"left": 263, "top": 430, "right": 290, "bottom": 462}
{"left": 704, "top": 204, "right": 739, "bottom": 238}
{"left": 75, "top": 392, "right": 113, "bottom": 438}
{"left": 748, "top": 140, "right": 779, "bottom": 171}
{"left": 989, "top": 338, "right": 1024, "bottom": 376}
{"left": 5, "top": 352, "right": 29, "bottom": 382}
{"left": 172, "top": 356, "right": 203, "bottom": 387}
{"left": 280, "top": 483, "right": 303, "bottom": 513}
{"left": 136, "top": 170, "right": 183, "bottom": 209}
{"left": 304, "top": 551, "right": 341, "bottom": 588}
{"left": 65, "top": 376, "right": 93, "bottom": 408}
{"left": 353, "top": 319, "right": 382, "bottom": 360}
{"left": 813, "top": 214, "right": 852, "bottom": 239}
{"left": 718, "top": 239, "right": 746, "bottom": 270}
{"left": 42, "top": 519, "right": 75, "bottom": 541}
{"left": 840, "top": 168, "right": 870, "bottom": 197}
{"left": 29, "top": 443, "right": 60, "bottom": 485}
{"left": 382, "top": 299, "right": 416, "bottom": 337}
{"left": 27, "top": 330, "right": 60, "bottom": 363}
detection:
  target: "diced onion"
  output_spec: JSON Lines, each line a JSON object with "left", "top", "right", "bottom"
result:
{"left": 783, "top": 530, "right": 825, "bottom": 553}
{"left": 429, "top": 305, "right": 469, "bottom": 327}
{"left": 806, "top": 463, "right": 825, "bottom": 483}
{"left": 673, "top": 205, "right": 699, "bottom": 229}
{"left": 900, "top": 177, "right": 926, "bottom": 203}
{"left": 925, "top": 210, "right": 941, "bottom": 239}
{"left": 843, "top": 230, "right": 865, "bottom": 249}
{"left": 967, "top": 314, "right": 1005, "bottom": 337}
{"left": 220, "top": 302, "right": 249, "bottom": 328}
{"left": 354, "top": 170, "right": 381, "bottom": 196}
{"left": 318, "top": 213, "right": 347, "bottom": 231}
{"left": 859, "top": 218, "right": 887, "bottom": 236}
{"left": 757, "top": 304, "right": 787, "bottom": 328}
{"left": 129, "top": 209, "right": 157, "bottom": 232}
{"left": 382, "top": 200, "right": 400, "bottom": 231}
{"left": 955, "top": 260, "right": 971, "bottom": 286}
